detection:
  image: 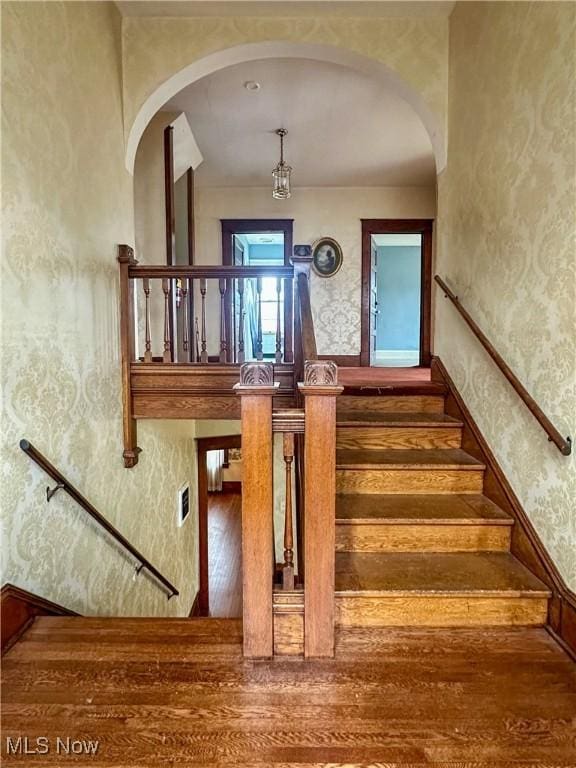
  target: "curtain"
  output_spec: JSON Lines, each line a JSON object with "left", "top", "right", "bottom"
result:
{"left": 207, "top": 449, "right": 224, "bottom": 492}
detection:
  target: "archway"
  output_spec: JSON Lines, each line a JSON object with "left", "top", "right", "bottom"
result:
{"left": 125, "top": 40, "right": 446, "bottom": 175}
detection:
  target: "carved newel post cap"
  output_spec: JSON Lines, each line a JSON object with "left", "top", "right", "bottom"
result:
{"left": 298, "top": 360, "right": 343, "bottom": 395}
{"left": 234, "top": 362, "right": 279, "bottom": 394}
{"left": 292, "top": 244, "right": 312, "bottom": 263}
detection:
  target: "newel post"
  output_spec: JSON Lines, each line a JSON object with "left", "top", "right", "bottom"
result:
{"left": 291, "top": 245, "right": 313, "bottom": 380}
{"left": 234, "top": 362, "right": 279, "bottom": 658}
{"left": 299, "top": 360, "right": 343, "bottom": 658}
{"left": 118, "top": 245, "right": 141, "bottom": 468}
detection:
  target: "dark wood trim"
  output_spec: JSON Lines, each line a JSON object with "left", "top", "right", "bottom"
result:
{"left": 196, "top": 434, "right": 242, "bottom": 616}
{"left": 187, "top": 168, "right": 195, "bottom": 265}
{"left": 164, "top": 126, "right": 175, "bottom": 265}
{"left": 432, "top": 356, "right": 576, "bottom": 659}
{"left": 130, "top": 265, "right": 294, "bottom": 279}
{"left": 318, "top": 354, "right": 361, "bottom": 367}
{"left": 118, "top": 245, "right": 141, "bottom": 467}
{"left": 360, "top": 219, "right": 433, "bottom": 368}
{"left": 435, "top": 275, "right": 571, "bottom": 456}
{"left": 188, "top": 590, "right": 201, "bottom": 617}
{"left": 221, "top": 220, "right": 294, "bottom": 364}
{"left": 19, "top": 439, "right": 178, "bottom": 598}
{"left": 1, "top": 584, "right": 78, "bottom": 655}
{"left": 222, "top": 480, "right": 242, "bottom": 493}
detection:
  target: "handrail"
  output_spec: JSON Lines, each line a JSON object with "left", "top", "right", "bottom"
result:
{"left": 435, "top": 275, "right": 572, "bottom": 456}
{"left": 296, "top": 272, "right": 318, "bottom": 361}
{"left": 19, "top": 440, "right": 179, "bottom": 597}
{"left": 129, "top": 264, "right": 294, "bottom": 279}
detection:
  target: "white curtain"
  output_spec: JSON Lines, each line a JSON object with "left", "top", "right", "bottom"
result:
{"left": 207, "top": 449, "right": 224, "bottom": 492}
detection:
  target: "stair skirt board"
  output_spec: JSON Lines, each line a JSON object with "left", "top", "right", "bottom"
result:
{"left": 335, "top": 522, "right": 512, "bottom": 552}
{"left": 335, "top": 594, "right": 549, "bottom": 627}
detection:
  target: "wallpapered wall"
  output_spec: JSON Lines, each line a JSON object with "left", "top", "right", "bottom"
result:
{"left": 1, "top": 2, "right": 198, "bottom": 616}
{"left": 121, "top": 14, "right": 449, "bottom": 164}
{"left": 195, "top": 186, "right": 436, "bottom": 356}
{"left": 436, "top": 1, "right": 576, "bottom": 589}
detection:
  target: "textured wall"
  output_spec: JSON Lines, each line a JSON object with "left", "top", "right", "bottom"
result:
{"left": 436, "top": 1, "right": 576, "bottom": 589}
{"left": 121, "top": 14, "right": 449, "bottom": 165}
{"left": 195, "top": 186, "right": 436, "bottom": 356}
{"left": 1, "top": 2, "right": 198, "bottom": 616}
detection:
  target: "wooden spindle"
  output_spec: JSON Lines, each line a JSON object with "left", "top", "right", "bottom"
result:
{"left": 143, "top": 278, "right": 152, "bottom": 363}
{"left": 237, "top": 278, "right": 245, "bottom": 363}
{"left": 282, "top": 431, "right": 295, "bottom": 590}
{"left": 219, "top": 278, "right": 227, "bottom": 363}
{"left": 162, "top": 278, "right": 171, "bottom": 363}
{"left": 200, "top": 278, "right": 208, "bottom": 363}
{"left": 182, "top": 279, "right": 189, "bottom": 360}
{"left": 275, "top": 277, "right": 282, "bottom": 363}
{"left": 195, "top": 317, "right": 200, "bottom": 362}
{"left": 256, "top": 277, "right": 263, "bottom": 361}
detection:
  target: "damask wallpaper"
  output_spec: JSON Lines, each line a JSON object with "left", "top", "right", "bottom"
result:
{"left": 436, "top": 1, "right": 576, "bottom": 589}
{"left": 1, "top": 2, "right": 199, "bottom": 616}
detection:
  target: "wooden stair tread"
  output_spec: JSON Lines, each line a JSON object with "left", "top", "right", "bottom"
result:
{"left": 336, "top": 494, "right": 513, "bottom": 524}
{"left": 337, "top": 412, "right": 463, "bottom": 427}
{"left": 335, "top": 552, "right": 550, "bottom": 597}
{"left": 337, "top": 448, "right": 485, "bottom": 470}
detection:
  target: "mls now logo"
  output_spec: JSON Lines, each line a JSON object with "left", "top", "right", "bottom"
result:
{"left": 6, "top": 736, "right": 99, "bottom": 756}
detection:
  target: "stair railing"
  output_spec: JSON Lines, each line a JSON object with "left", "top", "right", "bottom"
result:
{"left": 435, "top": 275, "right": 571, "bottom": 456}
{"left": 236, "top": 245, "right": 342, "bottom": 660}
{"left": 19, "top": 439, "right": 179, "bottom": 599}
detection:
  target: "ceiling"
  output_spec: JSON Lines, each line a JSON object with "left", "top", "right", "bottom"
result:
{"left": 116, "top": 1, "right": 455, "bottom": 19}
{"left": 165, "top": 58, "right": 436, "bottom": 188}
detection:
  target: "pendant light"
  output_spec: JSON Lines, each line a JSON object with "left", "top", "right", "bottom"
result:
{"left": 272, "top": 128, "right": 291, "bottom": 199}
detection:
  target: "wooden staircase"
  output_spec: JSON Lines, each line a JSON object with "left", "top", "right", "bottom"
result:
{"left": 334, "top": 383, "right": 551, "bottom": 628}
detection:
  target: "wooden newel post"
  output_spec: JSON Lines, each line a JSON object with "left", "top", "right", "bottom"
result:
{"left": 291, "top": 245, "right": 313, "bottom": 382}
{"left": 234, "top": 362, "right": 279, "bottom": 658}
{"left": 117, "top": 245, "right": 141, "bottom": 468}
{"left": 299, "top": 360, "right": 342, "bottom": 658}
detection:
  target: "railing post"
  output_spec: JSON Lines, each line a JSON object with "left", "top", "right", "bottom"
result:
{"left": 234, "top": 362, "right": 279, "bottom": 658}
{"left": 117, "top": 245, "right": 141, "bottom": 468}
{"left": 291, "top": 245, "right": 313, "bottom": 385}
{"left": 298, "top": 360, "right": 342, "bottom": 658}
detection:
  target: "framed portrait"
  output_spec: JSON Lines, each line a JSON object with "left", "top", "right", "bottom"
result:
{"left": 311, "top": 237, "right": 343, "bottom": 277}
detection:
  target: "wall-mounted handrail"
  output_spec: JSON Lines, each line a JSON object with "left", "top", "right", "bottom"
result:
{"left": 19, "top": 439, "right": 179, "bottom": 598}
{"left": 435, "top": 275, "right": 572, "bottom": 456}
{"left": 129, "top": 264, "right": 294, "bottom": 279}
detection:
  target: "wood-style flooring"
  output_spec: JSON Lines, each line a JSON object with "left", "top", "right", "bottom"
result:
{"left": 2, "top": 618, "right": 575, "bottom": 765}
{"left": 208, "top": 491, "right": 242, "bottom": 618}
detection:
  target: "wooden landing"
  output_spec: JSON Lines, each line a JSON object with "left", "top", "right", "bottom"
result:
{"left": 2, "top": 618, "right": 575, "bottom": 764}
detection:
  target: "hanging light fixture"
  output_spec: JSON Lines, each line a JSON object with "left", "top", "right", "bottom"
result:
{"left": 272, "top": 128, "right": 291, "bottom": 199}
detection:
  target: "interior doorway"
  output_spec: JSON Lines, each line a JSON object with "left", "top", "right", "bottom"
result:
{"left": 221, "top": 219, "right": 294, "bottom": 363}
{"left": 361, "top": 219, "right": 432, "bottom": 367}
{"left": 196, "top": 434, "right": 242, "bottom": 617}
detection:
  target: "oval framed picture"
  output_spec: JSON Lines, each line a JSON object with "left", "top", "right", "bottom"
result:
{"left": 311, "top": 237, "right": 343, "bottom": 277}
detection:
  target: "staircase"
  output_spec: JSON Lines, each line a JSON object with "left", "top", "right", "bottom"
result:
{"left": 334, "top": 382, "right": 551, "bottom": 628}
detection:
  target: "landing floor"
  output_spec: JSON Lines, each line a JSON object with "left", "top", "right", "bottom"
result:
{"left": 208, "top": 491, "right": 242, "bottom": 618}
{"left": 2, "top": 620, "right": 575, "bottom": 766}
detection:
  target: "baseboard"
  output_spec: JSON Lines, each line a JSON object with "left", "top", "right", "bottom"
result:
{"left": 431, "top": 356, "right": 576, "bottom": 658}
{"left": 1, "top": 583, "right": 78, "bottom": 655}
{"left": 188, "top": 591, "right": 201, "bottom": 617}
{"left": 318, "top": 354, "right": 361, "bottom": 367}
{"left": 222, "top": 481, "right": 242, "bottom": 493}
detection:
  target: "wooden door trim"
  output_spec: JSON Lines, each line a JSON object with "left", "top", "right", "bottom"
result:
{"left": 196, "top": 433, "right": 241, "bottom": 616}
{"left": 360, "top": 219, "right": 433, "bottom": 367}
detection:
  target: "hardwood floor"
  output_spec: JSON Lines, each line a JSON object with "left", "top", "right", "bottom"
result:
{"left": 2, "top": 618, "right": 575, "bottom": 765}
{"left": 208, "top": 491, "right": 242, "bottom": 618}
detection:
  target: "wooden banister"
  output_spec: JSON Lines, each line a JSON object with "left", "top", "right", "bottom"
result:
{"left": 19, "top": 440, "right": 179, "bottom": 598}
{"left": 129, "top": 265, "right": 294, "bottom": 279}
{"left": 435, "top": 275, "right": 572, "bottom": 456}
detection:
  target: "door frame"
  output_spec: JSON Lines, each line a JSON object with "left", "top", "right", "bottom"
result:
{"left": 196, "top": 433, "right": 242, "bottom": 617}
{"left": 360, "top": 219, "right": 433, "bottom": 368}
{"left": 221, "top": 219, "right": 294, "bottom": 363}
